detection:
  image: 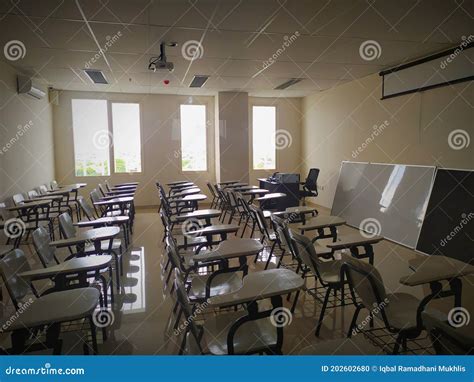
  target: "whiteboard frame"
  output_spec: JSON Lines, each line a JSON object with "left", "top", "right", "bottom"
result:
{"left": 331, "top": 161, "right": 437, "bottom": 250}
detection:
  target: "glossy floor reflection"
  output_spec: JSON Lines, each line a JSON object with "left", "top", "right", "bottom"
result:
{"left": 2, "top": 206, "right": 472, "bottom": 355}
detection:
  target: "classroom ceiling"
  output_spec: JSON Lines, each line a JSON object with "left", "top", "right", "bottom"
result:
{"left": 0, "top": 0, "right": 471, "bottom": 97}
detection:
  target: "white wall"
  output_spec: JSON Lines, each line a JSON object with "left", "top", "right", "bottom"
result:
{"left": 216, "top": 92, "right": 249, "bottom": 183}
{"left": 0, "top": 60, "right": 54, "bottom": 201}
{"left": 249, "top": 97, "right": 302, "bottom": 183}
{"left": 302, "top": 73, "right": 473, "bottom": 209}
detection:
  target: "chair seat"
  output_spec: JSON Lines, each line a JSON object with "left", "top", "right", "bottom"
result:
{"left": 318, "top": 260, "right": 343, "bottom": 284}
{"left": 384, "top": 293, "right": 421, "bottom": 331}
{"left": 85, "top": 239, "right": 122, "bottom": 252}
{"left": 299, "top": 335, "right": 382, "bottom": 354}
{"left": 0, "top": 245, "right": 15, "bottom": 256}
{"left": 204, "top": 311, "right": 278, "bottom": 355}
{"left": 5, "top": 288, "right": 100, "bottom": 330}
{"left": 189, "top": 272, "right": 242, "bottom": 300}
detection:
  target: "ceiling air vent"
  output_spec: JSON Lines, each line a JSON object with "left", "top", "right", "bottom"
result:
{"left": 274, "top": 78, "right": 303, "bottom": 90}
{"left": 84, "top": 69, "right": 108, "bottom": 84}
{"left": 189, "top": 75, "right": 209, "bottom": 88}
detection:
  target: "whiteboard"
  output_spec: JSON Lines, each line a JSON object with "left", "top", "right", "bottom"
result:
{"left": 331, "top": 162, "right": 436, "bottom": 248}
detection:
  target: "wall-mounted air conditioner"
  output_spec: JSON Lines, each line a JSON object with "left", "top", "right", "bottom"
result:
{"left": 17, "top": 75, "right": 46, "bottom": 99}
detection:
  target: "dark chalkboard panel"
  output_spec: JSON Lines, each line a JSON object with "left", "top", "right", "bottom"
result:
{"left": 416, "top": 168, "right": 474, "bottom": 264}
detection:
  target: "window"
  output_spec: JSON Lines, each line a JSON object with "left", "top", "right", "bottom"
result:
{"left": 111, "top": 103, "right": 142, "bottom": 173}
{"left": 72, "top": 99, "right": 110, "bottom": 176}
{"left": 252, "top": 106, "right": 276, "bottom": 170}
{"left": 180, "top": 104, "right": 207, "bottom": 171}
{"left": 72, "top": 100, "right": 143, "bottom": 177}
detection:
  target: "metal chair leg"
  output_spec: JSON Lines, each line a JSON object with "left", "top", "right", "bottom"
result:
{"left": 88, "top": 316, "right": 99, "bottom": 355}
{"left": 315, "top": 287, "right": 331, "bottom": 337}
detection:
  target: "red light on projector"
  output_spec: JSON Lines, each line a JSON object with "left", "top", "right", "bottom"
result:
{"left": 163, "top": 80, "right": 170, "bottom": 85}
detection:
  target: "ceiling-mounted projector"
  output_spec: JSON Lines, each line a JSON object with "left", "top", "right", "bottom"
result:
{"left": 149, "top": 42, "right": 177, "bottom": 73}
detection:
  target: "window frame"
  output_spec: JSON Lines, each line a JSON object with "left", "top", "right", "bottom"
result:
{"left": 251, "top": 104, "right": 277, "bottom": 171}
{"left": 71, "top": 98, "right": 144, "bottom": 177}
{"left": 71, "top": 98, "right": 111, "bottom": 177}
{"left": 109, "top": 101, "right": 144, "bottom": 175}
{"left": 179, "top": 103, "right": 208, "bottom": 173}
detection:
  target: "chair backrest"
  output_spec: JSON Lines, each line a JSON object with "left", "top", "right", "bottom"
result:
{"left": 38, "top": 185, "right": 49, "bottom": 195}
{"left": 27, "top": 190, "right": 38, "bottom": 199}
{"left": 0, "top": 249, "right": 34, "bottom": 308}
{"left": 271, "top": 215, "right": 292, "bottom": 251}
{"left": 59, "top": 212, "right": 76, "bottom": 239}
{"left": 12, "top": 193, "right": 25, "bottom": 205}
{"left": 288, "top": 229, "right": 322, "bottom": 277}
{"left": 227, "top": 190, "right": 239, "bottom": 208}
{"left": 173, "top": 268, "right": 204, "bottom": 353}
{"left": 32, "top": 227, "right": 58, "bottom": 267}
{"left": 90, "top": 189, "right": 101, "bottom": 204}
{"left": 422, "top": 311, "right": 474, "bottom": 355}
{"left": 236, "top": 194, "right": 251, "bottom": 215}
{"left": 90, "top": 189, "right": 103, "bottom": 215}
{"left": 341, "top": 254, "right": 387, "bottom": 310}
{"left": 50, "top": 180, "right": 59, "bottom": 190}
{"left": 206, "top": 182, "right": 216, "bottom": 198}
{"left": 216, "top": 187, "right": 230, "bottom": 208}
{"left": 165, "top": 237, "right": 186, "bottom": 273}
{"left": 249, "top": 205, "right": 270, "bottom": 239}
{"left": 78, "top": 197, "right": 96, "bottom": 220}
{"left": 105, "top": 180, "right": 111, "bottom": 192}
{"left": 98, "top": 183, "right": 107, "bottom": 196}
{"left": 304, "top": 168, "right": 319, "bottom": 191}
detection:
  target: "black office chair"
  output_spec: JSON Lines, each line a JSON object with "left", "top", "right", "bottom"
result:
{"left": 300, "top": 168, "right": 319, "bottom": 205}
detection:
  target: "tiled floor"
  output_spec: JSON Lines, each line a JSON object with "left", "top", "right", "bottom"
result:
{"left": 1, "top": 206, "right": 472, "bottom": 355}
